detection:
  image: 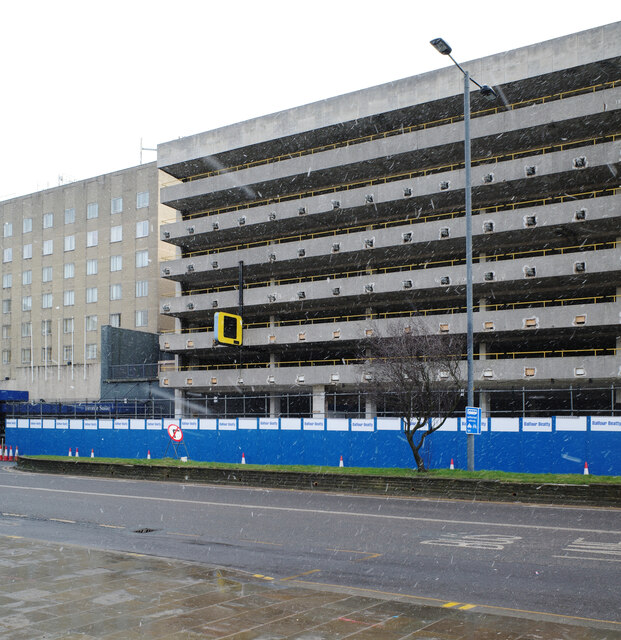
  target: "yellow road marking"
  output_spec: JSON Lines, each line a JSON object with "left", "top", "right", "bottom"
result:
{"left": 281, "top": 569, "right": 321, "bottom": 581}
{"left": 3, "top": 535, "right": 23, "bottom": 539}
{"left": 99, "top": 524, "right": 124, "bottom": 529}
{"left": 2, "top": 513, "right": 27, "bottom": 517}
{"left": 326, "top": 548, "right": 382, "bottom": 562}
{"left": 241, "top": 538, "right": 283, "bottom": 546}
{"left": 442, "top": 602, "right": 460, "bottom": 608}
{"left": 288, "top": 578, "right": 621, "bottom": 627}
{"left": 459, "top": 604, "right": 477, "bottom": 610}
{"left": 49, "top": 518, "right": 75, "bottom": 524}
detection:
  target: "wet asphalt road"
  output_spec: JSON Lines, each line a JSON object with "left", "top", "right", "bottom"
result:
{"left": 1, "top": 465, "right": 620, "bottom": 625}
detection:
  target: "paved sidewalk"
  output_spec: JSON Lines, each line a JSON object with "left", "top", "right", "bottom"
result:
{"left": 0, "top": 535, "right": 619, "bottom": 639}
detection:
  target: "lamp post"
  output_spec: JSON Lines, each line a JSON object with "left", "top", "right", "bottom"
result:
{"left": 430, "top": 38, "right": 497, "bottom": 471}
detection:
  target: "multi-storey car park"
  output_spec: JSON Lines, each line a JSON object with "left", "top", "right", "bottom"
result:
{"left": 157, "top": 23, "right": 621, "bottom": 419}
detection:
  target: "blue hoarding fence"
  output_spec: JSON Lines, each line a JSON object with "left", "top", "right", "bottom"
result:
{"left": 5, "top": 415, "right": 621, "bottom": 475}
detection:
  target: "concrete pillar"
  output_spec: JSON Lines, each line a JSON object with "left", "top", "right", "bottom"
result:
{"left": 365, "top": 396, "right": 377, "bottom": 419}
{"left": 269, "top": 393, "right": 281, "bottom": 418}
{"left": 312, "top": 385, "right": 326, "bottom": 418}
{"left": 174, "top": 389, "right": 185, "bottom": 419}
{"left": 479, "top": 390, "right": 490, "bottom": 419}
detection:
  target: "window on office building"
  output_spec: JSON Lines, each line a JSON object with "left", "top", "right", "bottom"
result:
{"left": 43, "top": 212, "right": 53, "bottom": 228}
{"left": 22, "top": 270, "right": 31, "bottom": 286}
{"left": 135, "top": 310, "right": 148, "bottom": 327}
{"left": 3, "top": 222, "right": 12, "bottom": 237}
{"left": 86, "top": 343, "right": 97, "bottom": 359}
{"left": 87, "top": 202, "right": 98, "bottom": 219}
{"left": 136, "top": 192, "right": 149, "bottom": 209}
{"left": 41, "top": 346, "right": 52, "bottom": 363}
{"left": 110, "top": 284, "right": 122, "bottom": 300}
{"left": 22, "top": 296, "right": 32, "bottom": 311}
{"left": 2, "top": 273, "right": 11, "bottom": 289}
{"left": 64, "top": 208, "right": 75, "bottom": 224}
{"left": 41, "top": 320, "right": 51, "bottom": 336}
{"left": 42, "top": 239, "right": 53, "bottom": 255}
{"left": 22, "top": 218, "right": 32, "bottom": 233}
{"left": 23, "top": 244, "right": 32, "bottom": 259}
{"left": 109, "top": 313, "right": 121, "bottom": 328}
{"left": 2, "top": 248, "right": 11, "bottom": 263}
{"left": 2, "top": 349, "right": 10, "bottom": 364}
{"left": 2, "top": 299, "right": 11, "bottom": 314}
{"left": 86, "top": 230, "right": 98, "bottom": 247}
{"left": 136, "top": 220, "right": 149, "bottom": 238}
{"left": 135, "top": 280, "right": 148, "bottom": 297}
{"left": 64, "top": 235, "right": 75, "bottom": 252}
{"left": 42, "top": 266, "right": 53, "bottom": 282}
{"left": 21, "top": 348, "right": 31, "bottom": 364}
{"left": 86, "top": 259, "right": 98, "bottom": 275}
{"left": 64, "top": 263, "right": 74, "bottom": 279}
{"left": 63, "top": 318, "right": 74, "bottom": 334}
{"left": 110, "top": 225, "right": 122, "bottom": 242}
{"left": 42, "top": 293, "right": 52, "bottom": 308}
{"left": 86, "top": 287, "right": 97, "bottom": 303}
{"left": 111, "top": 197, "right": 123, "bottom": 214}
{"left": 135, "top": 249, "right": 148, "bottom": 268}
{"left": 86, "top": 315, "right": 97, "bottom": 331}
{"left": 2, "top": 325, "right": 10, "bottom": 339}
{"left": 63, "top": 290, "right": 74, "bottom": 306}
{"left": 110, "top": 255, "right": 122, "bottom": 272}
{"left": 21, "top": 322, "right": 32, "bottom": 337}
{"left": 63, "top": 345, "right": 73, "bottom": 362}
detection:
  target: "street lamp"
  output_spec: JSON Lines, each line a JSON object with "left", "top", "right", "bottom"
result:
{"left": 431, "top": 38, "right": 497, "bottom": 471}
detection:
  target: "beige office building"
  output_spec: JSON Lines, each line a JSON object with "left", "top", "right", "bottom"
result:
{"left": 0, "top": 163, "right": 176, "bottom": 400}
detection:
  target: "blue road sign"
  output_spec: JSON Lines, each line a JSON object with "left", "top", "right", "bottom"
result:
{"left": 465, "top": 406, "right": 482, "bottom": 435}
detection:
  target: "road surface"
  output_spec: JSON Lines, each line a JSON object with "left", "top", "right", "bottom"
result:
{"left": 1, "top": 465, "right": 619, "bottom": 624}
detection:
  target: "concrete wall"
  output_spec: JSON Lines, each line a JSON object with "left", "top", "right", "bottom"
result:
{"left": 158, "top": 23, "right": 621, "bottom": 168}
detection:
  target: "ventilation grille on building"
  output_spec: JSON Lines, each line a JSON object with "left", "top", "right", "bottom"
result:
{"left": 403, "top": 187, "right": 412, "bottom": 197}
{"left": 440, "top": 227, "right": 449, "bottom": 238}
{"left": 365, "top": 194, "right": 374, "bottom": 204}
{"left": 440, "top": 276, "right": 450, "bottom": 285}
{"left": 525, "top": 165, "right": 536, "bottom": 177}
{"left": 238, "top": 217, "right": 246, "bottom": 226}
{"left": 331, "top": 200, "right": 340, "bottom": 210}
{"left": 482, "top": 173, "right": 494, "bottom": 183}
{"left": 573, "top": 156, "right": 587, "bottom": 169}
{"left": 483, "top": 221, "right": 494, "bottom": 233}
{"left": 298, "top": 206, "right": 306, "bottom": 215}
{"left": 402, "top": 232, "right": 413, "bottom": 243}
{"left": 332, "top": 243, "right": 340, "bottom": 253}
{"left": 212, "top": 222, "right": 219, "bottom": 230}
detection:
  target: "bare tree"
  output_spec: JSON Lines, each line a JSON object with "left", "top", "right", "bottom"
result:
{"left": 363, "top": 319, "right": 464, "bottom": 471}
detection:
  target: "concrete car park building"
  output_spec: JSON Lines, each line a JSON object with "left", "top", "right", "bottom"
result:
{"left": 156, "top": 23, "right": 621, "bottom": 419}
{"left": 0, "top": 163, "right": 176, "bottom": 401}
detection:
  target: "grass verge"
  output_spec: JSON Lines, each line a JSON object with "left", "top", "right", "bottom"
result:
{"left": 22, "top": 455, "right": 621, "bottom": 485}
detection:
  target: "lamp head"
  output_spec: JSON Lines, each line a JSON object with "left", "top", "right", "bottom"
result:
{"left": 430, "top": 38, "right": 452, "bottom": 55}
{"left": 480, "top": 85, "right": 498, "bottom": 101}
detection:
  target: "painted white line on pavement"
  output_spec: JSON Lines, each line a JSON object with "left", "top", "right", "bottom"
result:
{"left": 1, "top": 483, "right": 620, "bottom": 535}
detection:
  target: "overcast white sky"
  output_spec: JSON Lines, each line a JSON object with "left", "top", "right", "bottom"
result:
{"left": 1, "top": 1, "right": 619, "bottom": 200}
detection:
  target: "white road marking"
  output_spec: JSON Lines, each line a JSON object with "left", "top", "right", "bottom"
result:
{"left": 553, "top": 555, "right": 621, "bottom": 563}
{"left": 1, "top": 483, "right": 619, "bottom": 535}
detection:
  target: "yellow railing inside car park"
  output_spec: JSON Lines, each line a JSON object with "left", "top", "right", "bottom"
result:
{"left": 160, "top": 185, "right": 620, "bottom": 260}
{"left": 163, "top": 132, "right": 619, "bottom": 223}
{"left": 158, "top": 346, "right": 620, "bottom": 373}
{"left": 173, "top": 239, "right": 617, "bottom": 298}
{"left": 160, "top": 79, "right": 620, "bottom": 189}
{"left": 159, "top": 293, "right": 619, "bottom": 336}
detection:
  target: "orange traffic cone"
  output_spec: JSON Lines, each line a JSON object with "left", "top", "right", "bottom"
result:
{"left": 14, "top": 446, "right": 19, "bottom": 458}
{"left": 450, "top": 458, "right": 455, "bottom": 470}
{"left": 584, "top": 461, "right": 589, "bottom": 475}
{"left": 241, "top": 452, "right": 246, "bottom": 464}
{"left": 8, "top": 446, "right": 13, "bottom": 462}
{"left": 75, "top": 448, "right": 79, "bottom": 458}
{"left": 90, "top": 448, "right": 94, "bottom": 458}
{"left": 68, "top": 448, "right": 72, "bottom": 457}
{"left": 339, "top": 455, "right": 344, "bottom": 468}
{"left": 2, "top": 445, "right": 7, "bottom": 461}
{"left": 147, "top": 450, "right": 151, "bottom": 460}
